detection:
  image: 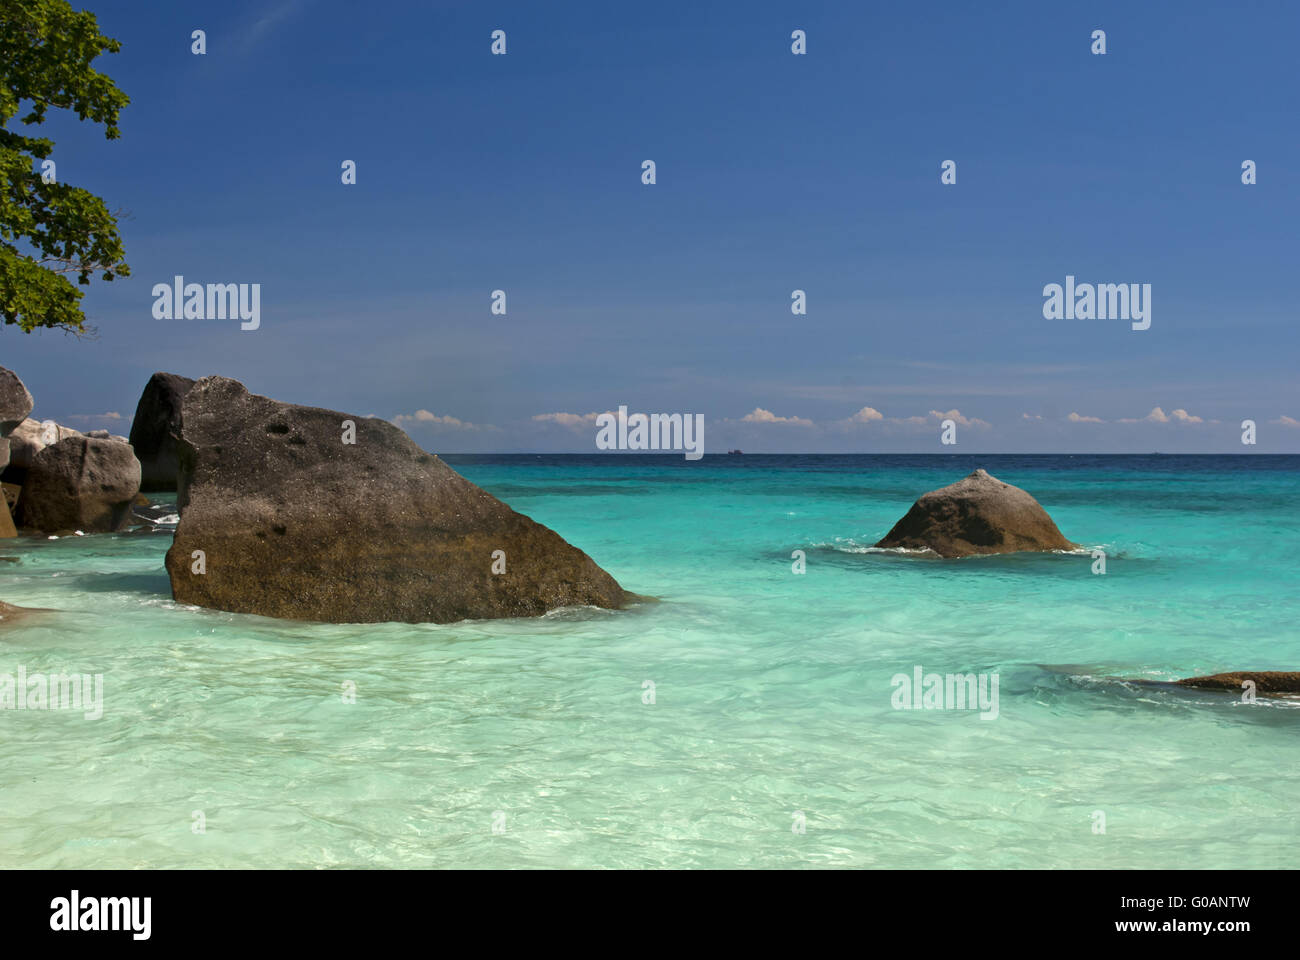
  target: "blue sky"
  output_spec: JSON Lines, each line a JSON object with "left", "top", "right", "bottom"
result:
{"left": 4, "top": 0, "right": 1298, "bottom": 452}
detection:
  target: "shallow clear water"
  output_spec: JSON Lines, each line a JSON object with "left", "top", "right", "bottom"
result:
{"left": 1, "top": 454, "right": 1297, "bottom": 868}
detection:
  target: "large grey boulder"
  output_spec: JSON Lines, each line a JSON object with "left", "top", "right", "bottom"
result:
{"left": 164, "top": 376, "right": 635, "bottom": 623}
{"left": 18, "top": 435, "right": 142, "bottom": 533}
{"left": 875, "top": 468, "right": 1077, "bottom": 558}
{"left": 0, "top": 367, "right": 33, "bottom": 437}
{"left": 128, "top": 372, "right": 195, "bottom": 491}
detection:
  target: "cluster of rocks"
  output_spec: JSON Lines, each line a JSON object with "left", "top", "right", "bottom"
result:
{"left": 1, "top": 366, "right": 149, "bottom": 536}
{"left": 2, "top": 365, "right": 634, "bottom": 624}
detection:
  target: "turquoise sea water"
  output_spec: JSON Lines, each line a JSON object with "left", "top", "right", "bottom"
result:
{"left": 1, "top": 454, "right": 1297, "bottom": 869}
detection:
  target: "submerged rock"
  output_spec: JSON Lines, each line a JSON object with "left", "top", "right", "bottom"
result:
{"left": 18, "top": 436, "right": 142, "bottom": 533}
{"left": 0, "top": 599, "right": 48, "bottom": 628}
{"left": 128, "top": 372, "right": 195, "bottom": 491}
{"left": 875, "top": 468, "right": 1077, "bottom": 558}
{"left": 164, "top": 376, "right": 635, "bottom": 623}
{"left": 1176, "top": 672, "right": 1300, "bottom": 695}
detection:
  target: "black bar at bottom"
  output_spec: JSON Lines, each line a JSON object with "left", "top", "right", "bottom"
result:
{"left": 0, "top": 869, "right": 1283, "bottom": 946}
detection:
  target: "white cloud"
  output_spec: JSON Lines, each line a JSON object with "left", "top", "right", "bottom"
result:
{"left": 1119, "top": 407, "right": 1161, "bottom": 423}
{"left": 66, "top": 411, "right": 126, "bottom": 423}
{"left": 926, "top": 409, "right": 990, "bottom": 428}
{"left": 392, "top": 410, "right": 492, "bottom": 431}
{"left": 740, "top": 407, "right": 814, "bottom": 427}
{"left": 1275, "top": 415, "right": 1300, "bottom": 428}
{"left": 848, "top": 406, "right": 884, "bottom": 423}
{"left": 831, "top": 407, "right": 991, "bottom": 430}
{"left": 531, "top": 412, "right": 611, "bottom": 429}
{"left": 1117, "top": 406, "right": 1204, "bottom": 425}
{"left": 1068, "top": 412, "right": 1104, "bottom": 423}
